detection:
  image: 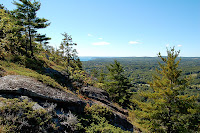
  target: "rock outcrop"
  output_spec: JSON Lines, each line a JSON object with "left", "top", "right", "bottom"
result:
{"left": 80, "top": 86, "right": 109, "bottom": 101}
{"left": 0, "top": 75, "right": 133, "bottom": 131}
{"left": 0, "top": 75, "right": 86, "bottom": 113}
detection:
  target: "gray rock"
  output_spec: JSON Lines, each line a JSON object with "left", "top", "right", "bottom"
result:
{"left": 0, "top": 75, "right": 133, "bottom": 131}
{"left": 0, "top": 75, "right": 86, "bottom": 113}
{"left": 32, "top": 102, "right": 44, "bottom": 110}
{"left": 80, "top": 86, "right": 109, "bottom": 100}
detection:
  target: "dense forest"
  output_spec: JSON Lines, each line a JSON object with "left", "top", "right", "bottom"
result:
{"left": 0, "top": 0, "right": 200, "bottom": 133}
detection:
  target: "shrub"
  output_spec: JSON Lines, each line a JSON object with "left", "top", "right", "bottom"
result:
{"left": 58, "top": 110, "right": 79, "bottom": 132}
{"left": 0, "top": 98, "right": 57, "bottom": 132}
{"left": 0, "top": 65, "right": 6, "bottom": 77}
{"left": 10, "top": 55, "right": 26, "bottom": 65}
{"left": 86, "top": 119, "right": 130, "bottom": 133}
{"left": 78, "top": 104, "right": 130, "bottom": 133}
{"left": 85, "top": 104, "right": 114, "bottom": 121}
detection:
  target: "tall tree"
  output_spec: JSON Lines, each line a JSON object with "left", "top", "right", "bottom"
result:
{"left": 106, "top": 60, "right": 131, "bottom": 107}
{"left": 13, "top": 0, "right": 50, "bottom": 56}
{"left": 130, "top": 48, "right": 200, "bottom": 132}
{"left": 60, "top": 33, "right": 77, "bottom": 72}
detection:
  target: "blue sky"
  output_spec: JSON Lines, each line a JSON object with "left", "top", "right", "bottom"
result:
{"left": 2, "top": 0, "right": 200, "bottom": 57}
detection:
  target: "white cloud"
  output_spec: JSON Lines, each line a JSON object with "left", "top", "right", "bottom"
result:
{"left": 88, "top": 34, "right": 93, "bottom": 37}
{"left": 129, "top": 41, "right": 140, "bottom": 44}
{"left": 166, "top": 44, "right": 169, "bottom": 47}
{"left": 98, "top": 38, "right": 103, "bottom": 40}
{"left": 92, "top": 41, "right": 110, "bottom": 46}
{"left": 177, "top": 44, "right": 182, "bottom": 47}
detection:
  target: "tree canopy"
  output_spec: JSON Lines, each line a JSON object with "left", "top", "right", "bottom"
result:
{"left": 13, "top": 0, "right": 50, "bottom": 56}
{"left": 106, "top": 60, "right": 132, "bottom": 107}
{"left": 130, "top": 48, "right": 200, "bottom": 132}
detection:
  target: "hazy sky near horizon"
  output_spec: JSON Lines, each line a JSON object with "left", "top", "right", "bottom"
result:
{"left": 2, "top": 0, "right": 200, "bottom": 57}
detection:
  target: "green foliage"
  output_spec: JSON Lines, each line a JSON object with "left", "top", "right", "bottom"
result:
{"left": 130, "top": 48, "right": 200, "bottom": 132}
{"left": 85, "top": 104, "right": 113, "bottom": 120}
{"left": 0, "top": 8, "right": 25, "bottom": 58}
{"left": 13, "top": 0, "right": 50, "bottom": 56}
{"left": 0, "top": 2, "right": 133, "bottom": 133}
{"left": 60, "top": 32, "right": 78, "bottom": 71}
{"left": 98, "top": 69, "right": 106, "bottom": 83}
{"left": 79, "top": 104, "right": 130, "bottom": 133}
{"left": 70, "top": 69, "right": 86, "bottom": 82}
{"left": 106, "top": 60, "right": 132, "bottom": 107}
{"left": 91, "top": 68, "right": 99, "bottom": 78}
{"left": 83, "top": 57, "right": 200, "bottom": 86}
{"left": 86, "top": 119, "right": 130, "bottom": 133}
{"left": 35, "top": 34, "right": 51, "bottom": 46}
{"left": 0, "top": 65, "right": 6, "bottom": 77}
{"left": 0, "top": 98, "right": 57, "bottom": 132}
{"left": 83, "top": 57, "right": 200, "bottom": 105}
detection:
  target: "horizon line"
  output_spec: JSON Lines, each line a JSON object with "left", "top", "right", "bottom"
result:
{"left": 79, "top": 56, "right": 200, "bottom": 58}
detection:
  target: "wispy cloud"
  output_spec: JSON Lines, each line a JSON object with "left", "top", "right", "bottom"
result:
{"left": 92, "top": 41, "right": 110, "bottom": 46}
{"left": 166, "top": 44, "right": 169, "bottom": 47}
{"left": 129, "top": 41, "right": 140, "bottom": 44}
{"left": 88, "top": 34, "right": 93, "bottom": 37}
{"left": 98, "top": 38, "right": 103, "bottom": 40}
{"left": 177, "top": 44, "right": 182, "bottom": 47}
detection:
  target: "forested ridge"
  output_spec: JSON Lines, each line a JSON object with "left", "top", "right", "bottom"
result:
{"left": 0, "top": 0, "right": 200, "bottom": 133}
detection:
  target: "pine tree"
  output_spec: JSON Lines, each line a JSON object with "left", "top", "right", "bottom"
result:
{"left": 60, "top": 33, "right": 77, "bottom": 72}
{"left": 106, "top": 60, "right": 131, "bottom": 107}
{"left": 13, "top": 0, "right": 50, "bottom": 56}
{"left": 35, "top": 34, "right": 51, "bottom": 52}
{"left": 130, "top": 48, "right": 200, "bottom": 132}
{"left": 35, "top": 34, "right": 51, "bottom": 45}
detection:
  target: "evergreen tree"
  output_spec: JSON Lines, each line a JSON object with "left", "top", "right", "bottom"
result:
{"left": 130, "top": 48, "right": 200, "bottom": 132}
{"left": 98, "top": 69, "right": 106, "bottom": 83}
{"left": 0, "top": 8, "right": 24, "bottom": 58}
{"left": 35, "top": 34, "right": 51, "bottom": 46}
{"left": 60, "top": 33, "right": 77, "bottom": 71}
{"left": 13, "top": 0, "right": 50, "bottom": 56}
{"left": 106, "top": 60, "right": 131, "bottom": 107}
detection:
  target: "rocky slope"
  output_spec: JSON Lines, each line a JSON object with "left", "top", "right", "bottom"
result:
{"left": 0, "top": 75, "right": 133, "bottom": 132}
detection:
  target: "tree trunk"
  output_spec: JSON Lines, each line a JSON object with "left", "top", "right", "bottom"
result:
{"left": 28, "top": 26, "right": 33, "bottom": 57}
{"left": 26, "top": 35, "right": 28, "bottom": 55}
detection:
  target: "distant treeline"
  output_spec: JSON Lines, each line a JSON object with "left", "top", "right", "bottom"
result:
{"left": 82, "top": 57, "right": 200, "bottom": 84}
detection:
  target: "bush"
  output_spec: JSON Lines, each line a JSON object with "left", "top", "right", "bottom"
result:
{"left": 79, "top": 104, "right": 130, "bottom": 133}
{"left": 86, "top": 119, "right": 130, "bottom": 133}
{"left": 85, "top": 104, "right": 114, "bottom": 121}
{"left": 10, "top": 55, "right": 26, "bottom": 65}
{"left": 58, "top": 110, "right": 79, "bottom": 132}
{"left": 0, "top": 65, "right": 6, "bottom": 77}
{"left": 0, "top": 98, "right": 57, "bottom": 133}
